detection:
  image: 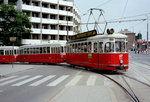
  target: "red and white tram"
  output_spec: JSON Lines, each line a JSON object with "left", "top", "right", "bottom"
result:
{"left": 18, "top": 43, "right": 66, "bottom": 64}
{"left": 0, "top": 46, "right": 19, "bottom": 63}
{"left": 66, "top": 31, "right": 128, "bottom": 71}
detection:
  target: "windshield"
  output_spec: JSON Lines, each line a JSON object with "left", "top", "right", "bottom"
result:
{"left": 115, "top": 41, "right": 126, "bottom": 52}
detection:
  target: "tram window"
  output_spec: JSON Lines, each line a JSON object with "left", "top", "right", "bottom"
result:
{"left": 14, "top": 50, "right": 17, "bottom": 55}
{"left": 47, "top": 47, "right": 50, "bottom": 53}
{"left": 51, "top": 47, "right": 53, "bottom": 54}
{"left": 94, "top": 43, "right": 98, "bottom": 53}
{"left": 87, "top": 42, "right": 91, "bottom": 53}
{"left": 64, "top": 46, "right": 66, "bottom": 53}
{"left": 81, "top": 43, "right": 84, "bottom": 53}
{"left": 39, "top": 48, "right": 42, "bottom": 54}
{"left": 84, "top": 43, "right": 87, "bottom": 53}
{"left": 26, "top": 48, "right": 29, "bottom": 54}
{"left": 32, "top": 48, "right": 34, "bottom": 54}
{"left": 61, "top": 47, "right": 63, "bottom": 53}
{"left": 78, "top": 43, "right": 81, "bottom": 53}
{"left": 105, "top": 42, "right": 114, "bottom": 52}
{"left": 99, "top": 42, "right": 103, "bottom": 53}
{"left": 5, "top": 50, "right": 8, "bottom": 55}
{"left": 0, "top": 50, "right": 4, "bottom": 55}
{"left": 43, "top": 47, "right": 47, "bottom": 54}
{"left": 115, "top": 41, "right": 125, "bottom": 52}
{"left": 24, "top": 48, "right": 26, "bottom": 54}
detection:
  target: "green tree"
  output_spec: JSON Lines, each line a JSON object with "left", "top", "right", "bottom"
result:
{"left": 0, "top": 4, "right": 32, "bottom": 46}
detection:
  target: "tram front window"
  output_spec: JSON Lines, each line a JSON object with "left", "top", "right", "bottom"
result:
{"left": 105, "top": 42, "right": 114, "bottom": 52}
{"left": 115, "top": 41, "right": 125, "bottom": 52}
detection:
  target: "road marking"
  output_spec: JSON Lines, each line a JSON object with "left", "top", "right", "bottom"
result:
{"left": 0, "top": 75, "right": 30, "bottom": 86}
{"left": 66, "top": 75, "right": 82, "bottom": 86}
{"left": 29, "top": 75, "right": 56, "bottom": 86}
{"left": 12, "top": 75, "right": 42, "bottom": 86}
{"left": 0, "top": 90, "right": 3, "bottom": 93}
{"left": 86, "top": 75, "right": 97, "bottom": 86}
{"left": 47, "top": 75, "right": 69, "bottom": 86}
{"left": 0, "top": 76, "right": 17, "bottom": 82}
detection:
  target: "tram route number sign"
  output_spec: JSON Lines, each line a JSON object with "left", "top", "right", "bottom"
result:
{"left": 71, "top": 30, "right": 97, "bottom": 40}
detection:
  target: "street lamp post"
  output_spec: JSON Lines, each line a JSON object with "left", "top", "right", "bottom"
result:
{"left": 10, "top": 37, "right": 16, "bottom": 68}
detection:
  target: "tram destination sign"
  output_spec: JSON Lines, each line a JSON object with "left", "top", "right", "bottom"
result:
{"left": 71, "top": 30, "right": 97, "bottom": 40}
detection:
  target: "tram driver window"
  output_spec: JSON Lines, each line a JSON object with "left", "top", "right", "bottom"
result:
{"left": 115, "top": 41, "right": 125, "bottom": 52}
{"left": 94, "top": 43, "right": 97, "bottom": 53}
{"left": 105, "top": 42, "right": 114, "bottom": 52}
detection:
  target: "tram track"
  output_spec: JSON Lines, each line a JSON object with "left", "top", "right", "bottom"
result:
{"left": 122, "top": 74, "right": 150, "bottom": 87}
{"left": 101, "top": 74, "right": 140, "bottom": 102}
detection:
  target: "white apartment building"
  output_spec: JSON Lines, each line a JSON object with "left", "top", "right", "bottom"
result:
{"left": 1, "top": 0, "right": 81, "bottom": 45}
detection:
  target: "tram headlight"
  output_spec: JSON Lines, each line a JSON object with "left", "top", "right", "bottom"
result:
{"left": 120, "top": 60, "right": 123, "bottom": 64}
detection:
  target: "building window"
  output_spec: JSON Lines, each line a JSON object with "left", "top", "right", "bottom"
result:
{"left": 59, "top": 25, "right": 65, "bottom": 30}
{"left": 50, "top": 14, "right": 57, "bottom": 19}
{"left": 23, "top": 1, "right": 30, "bottom": 5}
{"left": 23, "top": 11, "right": 30, "bottom": 16}
{"left": 42, "top": 3, "right": 48, "bottom": 8}
{"left": 42, "top": 35, "right": 48, "bottom": 40}
{"left": 59, "top": 35, "right": 64, "bottom": 40}
{"left": 42, "top": 24, "right": 49, "bottom": 29}
{"left": 66, "top": 26, "right": 73, "bottom": 31}
{"left": 32, "top": 1, "right": 39, "bottom": 6}
{"left": 51, "top": 25, "right": 57, "bottom": 30}
{"left": 51, "top": 35, "right": 56, "bottom": 40}
{"left": 33, "top": 34, "right": 39, "bottom": 39}
{"left": 32, "top": 23, "right": 39, "bottom": 28}
{"left": 42, "top": 13, "right": 49, "bottom": 18}
{"left": 50, "top": 4, "right": 57, "bottom": 9}
{"left": 59, "top": 15, "right": 65, "bottom": 20}
{"left": 59, "top": 5, "right": 65, "bottom": 10}
{"left": 32, "top": 12, "right": 39, "bottom": 17}
{"left": 66, "top": 16, "right": 72, "bottom": 21}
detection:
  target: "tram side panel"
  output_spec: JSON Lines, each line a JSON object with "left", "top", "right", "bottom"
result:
{"left": 98, "top": 53, "right": 128, "bottom": 70}
{"left": 0, "top": 55, "right": 17, "bottom": 63}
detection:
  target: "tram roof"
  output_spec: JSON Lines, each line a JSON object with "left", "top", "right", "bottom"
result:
{"left": 0, "top": 46, "right": 19, "bottom": 50}
{"left": 20, "top": 42, "right": 66, "bottom": 48}
{"left": 68, "top": 32, "right": 127, "bottom": 43}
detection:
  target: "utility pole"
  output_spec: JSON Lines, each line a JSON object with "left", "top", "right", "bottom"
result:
{"left": 147, "top": 16, "right": 149, "bottom": 51}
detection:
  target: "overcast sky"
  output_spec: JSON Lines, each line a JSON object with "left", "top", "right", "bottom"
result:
{"left": 74, "top": 0, "right": 150, "bottom": 40}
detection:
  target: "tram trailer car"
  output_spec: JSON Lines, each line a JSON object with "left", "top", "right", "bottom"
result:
{"left": 0, "top": 46, "right": 19, "bottom": 63}
{"left": 66, "top": 32, "right": 128, "bottom": 71}
{"left": 18, "top": 43, "right": 66, "bottom": 64}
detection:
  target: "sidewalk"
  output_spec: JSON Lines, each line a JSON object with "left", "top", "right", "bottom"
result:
{"left": 0, "top": 64, "right": 33, "bottom": 76}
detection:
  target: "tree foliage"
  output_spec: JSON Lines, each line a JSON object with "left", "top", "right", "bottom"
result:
{"left": 0, "top": 4, "right": 32, "bottom": 46}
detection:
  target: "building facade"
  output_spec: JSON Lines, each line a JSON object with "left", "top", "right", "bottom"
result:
{"left": 1, "top": 0, "right": 81, "bottom": 45}
{"left": 118, "top": 29, "right": 135, "bottom": 50}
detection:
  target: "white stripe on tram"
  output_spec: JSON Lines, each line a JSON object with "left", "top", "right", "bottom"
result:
{"left": 86, "top": 75, "right": 97, "bottom": 86}
{"left": 0, "top": 75, "right": 30, "bottom": 86}
{"left": 12, "top": 75, "right": 43, "bottom": 86}
{"left": 29, "top": 75, "right": 56, "bottom": 86}
{"left": 0, "top": 76, "right": 17, "bottom": 82}
{"left": 47, "top": 75, "right": 69, "bottom": 86}
{"left": 66, "top": 75, "right": 82, "bottom": 86}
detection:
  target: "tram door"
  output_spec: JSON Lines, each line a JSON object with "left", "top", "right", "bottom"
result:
{"left": 92, "top": 42, "right": 99, "bottom": 69}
